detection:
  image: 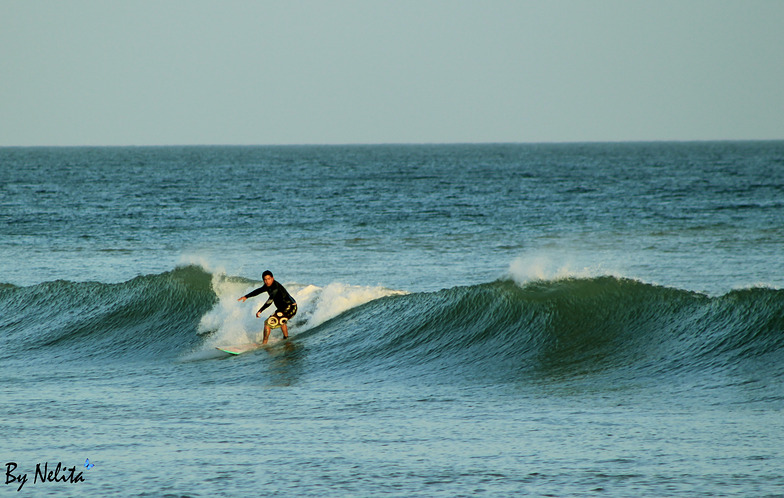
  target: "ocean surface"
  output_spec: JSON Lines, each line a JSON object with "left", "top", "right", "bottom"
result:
{"left": 1, "top": 142, "right": 783, "bottom": 496}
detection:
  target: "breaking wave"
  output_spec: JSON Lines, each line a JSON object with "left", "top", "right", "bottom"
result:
{"left": 1, "top": 266, "right": 782, "bottom": 392}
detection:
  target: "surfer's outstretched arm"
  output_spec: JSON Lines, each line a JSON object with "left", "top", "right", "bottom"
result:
{"left": 238, "top": 284, "right": 268, "bottom": 302}
{"left": 243, "top": 285, "right": 268, "bottom": 299}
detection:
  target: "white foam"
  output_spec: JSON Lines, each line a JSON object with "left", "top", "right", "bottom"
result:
{"left": 198, "top": 272, "right": 262, "bottom": 346}
{"left": 296, "top": 282, "right": 406, "bottom": 328}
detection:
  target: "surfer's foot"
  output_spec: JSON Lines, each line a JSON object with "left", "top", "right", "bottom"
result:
{"left": 282, "top": 335, "right": 288, "bottom": 340}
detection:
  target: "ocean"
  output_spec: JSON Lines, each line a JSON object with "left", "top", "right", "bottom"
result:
{"left": 1, "top": 142, "right": 783, "bottom": 496}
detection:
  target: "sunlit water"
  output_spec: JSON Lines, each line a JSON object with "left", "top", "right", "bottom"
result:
{"left": 2, "top": 142, "right": 783, "bottom": 496}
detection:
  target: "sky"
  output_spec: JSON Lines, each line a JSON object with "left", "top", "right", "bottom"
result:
{"left": 2, "top": 0, "right": 783, "bottom": 146}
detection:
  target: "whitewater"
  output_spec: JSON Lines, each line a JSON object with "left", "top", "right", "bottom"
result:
{"left": 1, "top": 142, "right": 783, "bottom": 496}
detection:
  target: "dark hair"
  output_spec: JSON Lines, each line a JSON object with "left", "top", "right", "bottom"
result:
{"left": 262, "top": 270, "right": 273, "bottom": 278}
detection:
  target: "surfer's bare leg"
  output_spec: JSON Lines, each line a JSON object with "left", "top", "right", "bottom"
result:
{"left": 262, "top": 324, "right": 271, "bottom": 344}
{"left": 281, "top": 322, "right": 289, "bottom": 339}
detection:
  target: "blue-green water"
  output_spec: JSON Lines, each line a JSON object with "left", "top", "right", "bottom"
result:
{"left": 1, "top": 143, "right": 783, "bottom": 496}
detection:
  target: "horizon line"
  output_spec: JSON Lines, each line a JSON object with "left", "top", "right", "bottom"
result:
{"left": 2, "top": 138, "right": 783, "bottom": 148}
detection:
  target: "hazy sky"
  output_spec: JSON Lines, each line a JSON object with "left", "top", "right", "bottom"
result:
{"left": 2, "top": 0, "right": 783, "bottom": 146}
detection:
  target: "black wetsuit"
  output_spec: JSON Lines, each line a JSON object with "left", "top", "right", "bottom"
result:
{"left": 244, "top": 281, "right": 297, "bottom": 317}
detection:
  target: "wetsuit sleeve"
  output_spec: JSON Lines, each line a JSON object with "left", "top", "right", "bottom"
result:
{"left": 257, "top": 297, "right": 274, "bottom": 314}
{"left": 244, "top": 285, "right": 268, "bottom": 299}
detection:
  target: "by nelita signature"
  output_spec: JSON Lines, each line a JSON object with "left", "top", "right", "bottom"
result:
{"left": 5, "top": 459, "right": 94, "bottom": 492}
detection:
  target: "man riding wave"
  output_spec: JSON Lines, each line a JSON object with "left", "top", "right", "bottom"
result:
{"left": 237, "top": 270, "right": 297, "bottom": 344}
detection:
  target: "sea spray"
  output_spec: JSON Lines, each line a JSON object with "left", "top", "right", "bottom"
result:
{"left": 508, "top": 253, "right": 624, "bottom": 285}
{"left": 197, "top": 271, "right": 262, "bottom": 345}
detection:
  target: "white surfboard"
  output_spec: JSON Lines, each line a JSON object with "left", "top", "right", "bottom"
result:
{"left": 215, "top": 343, "right": 264, "bottom": 355}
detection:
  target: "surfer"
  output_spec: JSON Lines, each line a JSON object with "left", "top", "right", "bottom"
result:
{"left": 237, "top": 270, "right": 297, "bottom": 344}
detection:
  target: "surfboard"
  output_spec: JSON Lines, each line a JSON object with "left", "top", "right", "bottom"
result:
{"left": 215, "top": 343, "right": 264, "bottom": 355}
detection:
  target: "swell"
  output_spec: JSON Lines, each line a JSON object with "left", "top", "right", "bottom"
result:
{"left": 2, "top": 270, "right": 783, "bottom": 388}
{"left": 0, "top": 265, "right": 216, "bottom": 362}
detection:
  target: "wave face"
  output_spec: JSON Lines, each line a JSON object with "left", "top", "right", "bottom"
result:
{"left": 303, "top": 277, "right": 784, "bottom": 388}
{"left": 0, "top": 265, "right": 216, "bottom": 363}
{"left": 2, "top": 268, "right": 783, "bottom": 390}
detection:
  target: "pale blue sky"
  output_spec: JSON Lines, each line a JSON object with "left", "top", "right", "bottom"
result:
{"left": 2, "top": 0, "right": 783, "bottom": 146}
